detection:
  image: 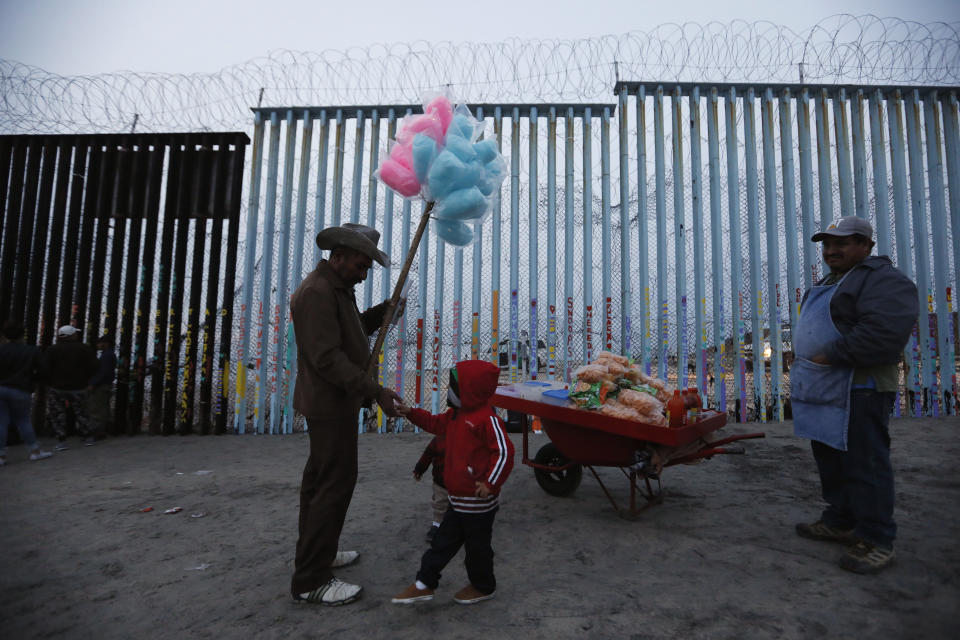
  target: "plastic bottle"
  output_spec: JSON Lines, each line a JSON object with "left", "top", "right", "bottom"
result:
{"left": 681, "top": 388, "right": 694, "bottom": 418}
{"left": 666, "top": 389, "right": 686, "bottom": 428}
{"left": 685, "top": 387, "right": 703, "bottom": 423}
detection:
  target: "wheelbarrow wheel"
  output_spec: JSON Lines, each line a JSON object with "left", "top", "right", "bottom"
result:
{"left": 533, "top": 442, "right": 582, "bottom": 497}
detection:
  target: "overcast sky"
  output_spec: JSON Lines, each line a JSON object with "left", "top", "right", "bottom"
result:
{"left": 0, "top": 0, "right": 957, "bottom": 75}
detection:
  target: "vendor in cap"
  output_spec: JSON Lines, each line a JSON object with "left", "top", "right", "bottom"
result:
{"left": 791, "top": 216, "right": 917, "bottom": 574}
{"left": 289, "top": 222, "right": 404, "bottom": 606}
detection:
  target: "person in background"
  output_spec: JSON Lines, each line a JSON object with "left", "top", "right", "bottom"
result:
{"left": 0, "top": 321, "right": 53, "bottom": 466}
{"left": 413, "top": 434, "right": 447, "bottom": 543}
{"left": 392, "top": 360, "right": 514, "bottom": 606}
{"left": 289, "top": 222, "right": 404, "bottom": 606}
{"left": 43, "top": 325, "right": 99, "bottom": 450}
{"left": 791, "top": 216, "right": 917, "bottom": 574}
{"left": 88, "top": 333, "right": 117, "bottom": 438}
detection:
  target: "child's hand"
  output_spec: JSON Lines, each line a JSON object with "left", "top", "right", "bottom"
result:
{"left": 474, "top": 481, "right": 491, "bottom": 498}
{"left": 394, "top": 400, "right": 411, "bottom": 417}
{"left": 413, "top": 471, "right": 422, "bottom": 481}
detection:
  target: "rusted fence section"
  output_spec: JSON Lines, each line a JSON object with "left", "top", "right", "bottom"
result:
{"left": 0, "top": 132, "right": 249, "bottom": 435}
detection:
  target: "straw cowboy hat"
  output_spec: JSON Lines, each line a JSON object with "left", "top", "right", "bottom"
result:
{"left": 315, "top": 222, "right": 390, "bottom": 267}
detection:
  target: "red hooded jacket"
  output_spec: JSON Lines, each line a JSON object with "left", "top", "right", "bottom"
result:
{"left": 405, "top": 360, "right": 514, "bottom": 513}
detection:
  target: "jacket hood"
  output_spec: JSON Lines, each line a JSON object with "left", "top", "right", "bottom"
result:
{"left": 861, "top": 255, "right": 892, "bottom": 269}
{"left": 454, "top": 359, "right": 501, "bottom": 410}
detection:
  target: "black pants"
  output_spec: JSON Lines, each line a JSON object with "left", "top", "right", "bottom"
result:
{"left": 417, "top": 505, "right": 498, "bottom": 594}
{"left": 290, "top": 417, "right": 358, "bottom": 596}
{"left": 812, "top": 389, "right": 896, "bottom": 547}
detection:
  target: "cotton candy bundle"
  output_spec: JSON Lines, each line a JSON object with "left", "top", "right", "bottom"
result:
{"left": 375, "top": 92, "right": 507, "bottom": 246}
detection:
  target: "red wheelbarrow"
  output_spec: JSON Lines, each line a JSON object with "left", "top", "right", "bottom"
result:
{"left": 492, "top": 385, "right": 765, "bottom": 518}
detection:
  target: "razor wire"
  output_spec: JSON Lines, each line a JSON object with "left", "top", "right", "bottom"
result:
{"left": 3, "top": 15, "right": 959, "bottom": 430}
{"left": 2, "top": 15, "right": 959, "bottom": 135}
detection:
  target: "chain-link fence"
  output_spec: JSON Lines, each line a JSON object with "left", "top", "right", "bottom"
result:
{"left": 3, "top": 16, "right": 958, "bottom": 433}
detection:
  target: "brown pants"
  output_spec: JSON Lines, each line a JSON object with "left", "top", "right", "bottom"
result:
{"left": 290, "top": 416, "right": 358, "bottom": 596}
{"left": 431, "top": 482, "right": 449, "bottom": 525}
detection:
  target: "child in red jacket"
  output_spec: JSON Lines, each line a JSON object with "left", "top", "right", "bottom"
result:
{"left": 392, "top": 359, "right": 514, "bottom": 605}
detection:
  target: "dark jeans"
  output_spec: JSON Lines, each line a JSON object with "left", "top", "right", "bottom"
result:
{"left": 811, "top": 389, "right": 896, "bottom": 547}
{"left": 290, "top": 416, "right": 358, "bottom": 596}
{"left": 0, "top": 385, "right": 40, "bottom": 455}
{"left": 88, "top": 383, "right": 113, "bottom": 433}
{"left": 417, "top": 505, "right": 498, "bottom": 594}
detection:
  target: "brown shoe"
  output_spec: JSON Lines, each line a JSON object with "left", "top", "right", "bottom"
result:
{"left": 795, "top": 520, "right": 855, "bottom": 544}
{"left": 453, "top": 584, "right": 495, "bottom": 605}
{"left": 391, "top": 583, "right": 434, "bottom": 604}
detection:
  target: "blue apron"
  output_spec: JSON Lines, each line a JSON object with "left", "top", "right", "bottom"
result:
{"left": 791, "top": 273, "right": 853, "bottom": 451}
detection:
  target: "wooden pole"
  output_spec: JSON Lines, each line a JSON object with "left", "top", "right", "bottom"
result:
{"left": 366, "top": 201, "right": 434, "bottom": 379}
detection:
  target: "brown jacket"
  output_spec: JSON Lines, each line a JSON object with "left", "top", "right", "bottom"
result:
{"left": 291, "top": 260, "right": 387, "bottom": 420}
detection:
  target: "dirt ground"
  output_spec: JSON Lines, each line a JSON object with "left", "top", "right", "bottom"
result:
{"left": 1, "top": 415, "right": 958, "bottom": 639}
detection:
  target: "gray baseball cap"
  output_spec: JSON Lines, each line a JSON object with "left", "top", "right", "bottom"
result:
{"left": 811, "top": 216, "right": 873, "bottom": 242}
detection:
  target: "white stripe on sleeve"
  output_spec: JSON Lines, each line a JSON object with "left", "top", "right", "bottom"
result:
{"left": 486, "top": 414, "right": 508, "bottom": 485}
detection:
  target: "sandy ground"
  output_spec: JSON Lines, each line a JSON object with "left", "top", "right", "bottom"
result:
{"left": 1, "top": 415, "right": 958, "bottom": 640}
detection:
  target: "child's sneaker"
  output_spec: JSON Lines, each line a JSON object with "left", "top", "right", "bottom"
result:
{"left": 453, "top": 584, "right": 495, "bottom": 604}
{"left": 30, "top": 450, "right": 53, "bottom": 461}
{"left": 391, "top": 583, "right": 434, "bottom": 604}
{"left": 55, "top": 441, "right": 68, "bottom": 452}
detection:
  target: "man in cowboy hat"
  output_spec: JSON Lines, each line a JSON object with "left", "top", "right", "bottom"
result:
{"left": 289, "top": 222, "right": 404, "bottom": 606}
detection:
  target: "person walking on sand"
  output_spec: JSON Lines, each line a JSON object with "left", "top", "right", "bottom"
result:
{"left": 0, "top": 321, "right": 53, "bottom": 466}
{"left": 392, "top": 360, "right": 514, "bottom": 606}
{"left": 791, "top": 217, "right": 917, "bottom": 574}
{"left": 289, "top": 222, "right": 404, "bottom": 606}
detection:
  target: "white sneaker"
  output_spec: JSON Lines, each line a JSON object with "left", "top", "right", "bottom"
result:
{"left": 30, "top": 450, "right": 54, "bottom": 461}
{"left": 331, "top": 550, "right": 359, "bottom": 568}
{"left": 294, "top": 577, "right": 362, "bottom": 605}
{"left": 55, "top": 443, "right": 68, "bottom": 452}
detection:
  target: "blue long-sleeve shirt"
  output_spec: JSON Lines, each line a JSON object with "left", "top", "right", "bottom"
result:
{"left": 89, "top": 349, "right": 117, "bottom": 386}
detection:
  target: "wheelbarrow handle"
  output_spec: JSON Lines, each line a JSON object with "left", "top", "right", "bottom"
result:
{"left": 664, "top": 446, "right": 745, "bottom": 466}
{"left": 707, "top": 432, "right": 765, "bottom": 448}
